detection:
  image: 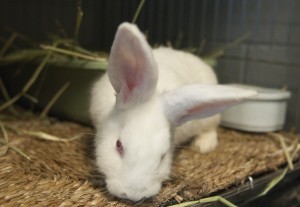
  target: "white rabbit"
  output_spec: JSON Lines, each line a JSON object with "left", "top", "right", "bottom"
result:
{"left": 90, "top": 22, "right": 256, "bottom": 202}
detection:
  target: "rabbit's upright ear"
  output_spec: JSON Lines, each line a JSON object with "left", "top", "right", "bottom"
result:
{"left": 162, "top": 84, "right": 257, "bottom": 126}
{"left": 108, "top": 23, "right": 158, "bottom": 107}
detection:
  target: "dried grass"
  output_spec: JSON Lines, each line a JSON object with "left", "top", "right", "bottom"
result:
{"left": 0, "top": 50, "right": 52, "bottom": 112}
{"left": 39, "top": 82, "right": 70, "bottom": 118}
{"left": 0, "top": 32, "right": 17, "bottom": 57}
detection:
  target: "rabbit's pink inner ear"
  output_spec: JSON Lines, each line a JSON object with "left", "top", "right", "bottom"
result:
{"left": 108, "top": 23, "right": 158, "bottom": 106}
{"left": 120, "top": 70, "right": 143, "bottom": 102}
{"left": 178, "top": 99, "right": 238, "bottom": 125}
{"left": 123, "top": 55, "right": 144, "bottom": 92}
{"left": 115, "top": 44, "right": 149, "bottom": 103}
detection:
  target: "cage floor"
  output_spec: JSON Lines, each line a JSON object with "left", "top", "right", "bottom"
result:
{"left": 0, "top": 113, "right": 299, "bottom": 206}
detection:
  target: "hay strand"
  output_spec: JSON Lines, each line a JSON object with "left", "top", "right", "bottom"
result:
{"left": 64, "top": 42, "right": 98, "bottom": 57}
{"left": 5, "top": 124, "right": 82, "bottom": 142}
{"left": 0, "top": 77, "right": 10, "bottom": 100}
{"left": 0, "top": 49, "right": 48, "bottom": 64}
{"left": 257, "top": 167, "right": 288, "bottom": 198}
{"left": 0, "top": 144, "right": 8, "bottom": 156}
{"left": 4, "top": 28, "right": 38, "bottom": 48}
{"left": 169, "top": 196, "right": 237, "bottom": 207}
{"left": 40, "top": 82, "right": 70, "bottom": 118}
{"left": 73, "top": 0, "right": 84, "bottom": 45}
{"left": 0, "top": 50, "right": 52, "bottom": 112}
{"left": 40, "top": 44, "right": 107, "bottom": 64}
{"left": 204, "top": 33, "right": 251, "bottom": 59}
{"left": 0, "top": 121, "right": 30, "bottom": 160}
{"left": 253, "top": 134, "right": 299, "bottom": 200}
{"left": 132, "top": 0, "right": 146, "bottom": 24}
{"left": 270, "top": 133, "right": 294, "bottom": 170}
{"left": 0, "top": 121, "right": 8, "bottom": 142}
{"left": 0, "top": 78, "right": 18, "bottom": 115}
{"left": 22, "top": 51, "right": 52, "bottom": 93}
{"left": 270, "top": 142, "right": 300, "bottom": 157}
{"left": 22, "top": 93, "right": 39, "bottom": 104}
{"left": 0, "top": 139, "right": 31, "bottom": 160}
{"left": 291, "top": 141, "right": 300, "bottom": 158}
{"left": 0, "top": 32, "right": 18, "bottom": 57}
{"left": 0, "top": 93, "right": 22, "bottom": 112}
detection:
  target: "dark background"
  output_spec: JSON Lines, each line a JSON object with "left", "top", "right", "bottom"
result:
{"left": 0, "top": 0, "right": 299, "bottom": 131}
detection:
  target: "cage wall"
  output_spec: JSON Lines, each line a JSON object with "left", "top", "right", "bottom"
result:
{"left": 0, "top": 0, "right": 299, "bottom": 131}
{"left": 210, "top": 0, "right": 300, "bottom": 132}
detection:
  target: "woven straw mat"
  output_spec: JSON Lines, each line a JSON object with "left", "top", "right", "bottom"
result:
{"left": 0, "top": 115, "right": 299, "bottom": 206}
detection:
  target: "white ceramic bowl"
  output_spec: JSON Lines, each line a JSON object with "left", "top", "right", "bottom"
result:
{"left": 221, "top": 84, "right": 291, "bottom": 132}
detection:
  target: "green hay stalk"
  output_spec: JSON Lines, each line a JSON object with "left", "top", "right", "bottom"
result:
{"left": 0, "top": 93, "right": 22, "bottom": 112}
{"left": 66, "top": 43, "right": 98, "bottom": 57}
{"left": 256, "top": 168, "right": 288, "bottom": 198}
{"left": 0, "top": 78, "right": 19, "bottom": 115}
{"left": 132, "top": 0, "right": 146, "bottom": 24}
{"left": 251, "top": 137, "right": 299, "bottom": 200}
{"left": 0, "top": 121, "right": 8, "bottom": 143}
{"left": 0, "top": 49, "right": 48, "bottom": 64}
{"left": 4, "top": 28, "right": 38, "bottom": 48}
{"left": 40, "top": 82, "right": 70, "bottom": 118}
{"left": 22, "top": 94, "right": 39, "bottom": 104}
{"left": 0, "top": 121, "right": 30, "bottom": 160}
{"left": 0, "top": 143, "right": 8, "bottom": 156}
{"left": 0, "top": 50, "right": 52, "bottom": 112}
{"left": 204, "top": 33, "right": 251, "bottom": 59}
{"left": 0, "top": 32, "right": 18, "bottom": 57}
{"left": 73, "top": 0, "right": 84, "bottom": 45}
{"left": 169, "top": 196, "right": 237, "bottom": 207}
{"left": 0, "top": 139, "right": 31, "bottom": 160}
{"left": 40, "top": 44, "right": 107, "bottom": 63}
{"left": 4, "top": 123, "right": 82, "bottom": 142}
{"left": 271, "top": 133, "right": 294, "bottom": 170}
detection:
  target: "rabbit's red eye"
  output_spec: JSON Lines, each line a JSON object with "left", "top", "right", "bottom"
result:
{"left": 116, "top": 139, "right": 124, "bottom": 156}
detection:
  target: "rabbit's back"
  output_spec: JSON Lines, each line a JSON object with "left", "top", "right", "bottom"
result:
{"left": 153, "top": 47, "right": 218, "bottom": 93}
{"left": 153, "top": 47, "right": 220, "bottom": 145}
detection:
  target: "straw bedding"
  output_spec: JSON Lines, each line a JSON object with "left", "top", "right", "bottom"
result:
{"left": 0, "top": 114, "right": 299, "bottom": 206}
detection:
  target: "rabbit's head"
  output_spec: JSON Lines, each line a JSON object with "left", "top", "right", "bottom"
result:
{"left": 94, "top": 23, "right": 256, "bottom": 201}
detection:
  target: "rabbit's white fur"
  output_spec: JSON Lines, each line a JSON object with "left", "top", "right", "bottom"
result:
{"left": 90, "top": 23, "right": 256, "bottom": 201}
{"left": 153, "top": 47, "right": 219, "bottom": 150}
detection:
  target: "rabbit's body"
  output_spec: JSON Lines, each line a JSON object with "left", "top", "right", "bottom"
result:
{"left": 154, "top": 47, "right": 217, "bottom": 88}
{"left": 153, "top": 47, "right": 219, "bottom": 149}
{"left": 90, "top": 23, "right": 256, "bottom": 202}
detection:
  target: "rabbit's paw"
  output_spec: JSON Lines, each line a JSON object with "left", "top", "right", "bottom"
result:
{"left": 192, "top": 130, "right": 218, "bottom": 153}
